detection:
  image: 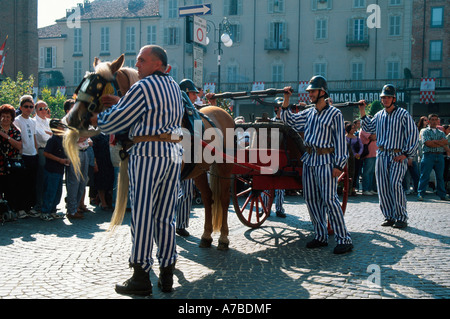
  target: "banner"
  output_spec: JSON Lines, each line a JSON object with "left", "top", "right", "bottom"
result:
{"left": 0, "top": 50, "right": 7, "bottom": 75}
{"left": 0, "top": 35, "right": 7, "bottom": 57}
{"left": 420, "top": 78, "right": 436, "bottom": 104}
{"left": 298, "top": 81, "right": 308, "bottom": 104}
{"left": 203, "top": 82, "right": 215, "bottom": 94}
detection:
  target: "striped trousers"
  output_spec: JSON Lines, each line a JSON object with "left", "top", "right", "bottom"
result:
{"left": 128, "top": 154, "right": 181, "bottom": 271}
{"left": 262, "top": 189, "right": 285, "bottom": 213}
{"left": 176, "top": 179, "right": 195, "bottom": 229}
{"left": 375, "top": 154, "right": 408, "bottom": 222}
{"left": 303, "top": 163, "right": 352, "bottom": 245}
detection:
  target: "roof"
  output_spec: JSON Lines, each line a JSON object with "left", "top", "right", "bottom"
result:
{"left": 57, "top": 0, "right": 160, "bottom": 21}
{"left": 38, "top": 24, "right": 63, "bottom": 39}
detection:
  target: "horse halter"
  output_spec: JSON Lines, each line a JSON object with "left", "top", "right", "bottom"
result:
{"left": 74, "top": 72, "right": 121, "bottom": 113}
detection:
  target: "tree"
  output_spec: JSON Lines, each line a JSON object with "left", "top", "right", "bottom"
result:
{"left": 0, "top": 72, "right": 34, "bottom": 108}
{"left": 368, "top": 100, "right": 383, "bottom": 116}
{"left": 40, "top": 87, "right": 67, "bottom": 119}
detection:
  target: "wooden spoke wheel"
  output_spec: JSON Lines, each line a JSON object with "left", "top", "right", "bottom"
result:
{"left": 328, "top": 164, "right": 350, "bottom": 235}
{"left": 232, "top": 175, "right": 275, "bottom": 228}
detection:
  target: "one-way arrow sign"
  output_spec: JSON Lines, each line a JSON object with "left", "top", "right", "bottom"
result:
{"left": 179, "top": 4, "right": 212, "bottom": 17}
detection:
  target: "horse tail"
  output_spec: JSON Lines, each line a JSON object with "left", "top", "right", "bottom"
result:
{"left": 63, "top": 129, "right": 82, "bottom": 178}
{"left": 210, "top": 162, "right": 223, "bottom": 232}
{"left": 108, "top": 156, "right": 129, "bottom": 231}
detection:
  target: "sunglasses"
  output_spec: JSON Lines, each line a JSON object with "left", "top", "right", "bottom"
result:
{"left": 22, "top": 104, "right": 34, "bottom": 109}
{"left": 38, "top": 107, "right": 49, "bottom": 111}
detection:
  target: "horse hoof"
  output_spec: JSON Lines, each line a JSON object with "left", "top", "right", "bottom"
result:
{"left": 217, "top": 240, "right": 229, "bottom": 251}
{"left": 199, "top": 237, "right": 213, "bottom": 248}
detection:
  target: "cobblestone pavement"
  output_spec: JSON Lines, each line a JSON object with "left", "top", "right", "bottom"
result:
{"left": 0, "top": 191, "right": 449, "bottom": 302}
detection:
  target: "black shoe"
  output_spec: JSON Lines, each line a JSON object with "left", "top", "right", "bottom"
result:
{"left": 306, "top": 239, "right": 328, "bottom": 249}
{"left": 393, "top": 220, "right": 408, "bottom": 229}
{"left": 158, "top": 262, "right": 176, "bottom": 293}
{"left": 176, "top": 228, "right": 190, "bottom": 237}
{"left": 333, "top": 243, "right": 354, "bottom": 254}
{"left": 115, "top": 264, "right": 152, "bottom": 296}
{"left": 275, "top": 211, "right": 286, "bottom": 218}
{"left": 381, "top": 219, "right": 395, "bottom": 226}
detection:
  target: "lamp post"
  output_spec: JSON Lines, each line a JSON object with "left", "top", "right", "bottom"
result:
{"left": 206, "top": 17, "right": 233, "bottom": 93}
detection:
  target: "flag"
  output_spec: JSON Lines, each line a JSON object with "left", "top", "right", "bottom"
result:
{"left": 420, "top": 78, "right": 436, "bottom": 104}
{"left": 0, "top": 35, "right": 7, "bottom": 57}
{"left": 298, "top": 81, "right": 309, "bottom": 104}
{"left": 0, "top": 50, "right": 7, "bottom": 75}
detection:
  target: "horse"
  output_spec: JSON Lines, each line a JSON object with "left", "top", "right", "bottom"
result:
{"left": 63, "top": 54, "right": 235, "bottom": 250}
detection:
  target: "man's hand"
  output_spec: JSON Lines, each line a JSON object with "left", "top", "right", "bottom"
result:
{"left": 332, "top": 168, "right": 342, "bottom": 178}
{"left": 100, "top": 94, "right": 120, "bottom": 108}
{"left": 394, "top": 154, "right": 407, "bottom": 163}
{"left": 205, "top": 93, "right": 217, "bottom": 106}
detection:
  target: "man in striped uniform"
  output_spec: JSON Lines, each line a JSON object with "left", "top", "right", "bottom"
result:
{"left": 280, "top": 76, "right": 353, "bottom": 254}
{"left": 93, "top": 45, "right": 184, "bottom": 295}
{"left": 358, "top": 84, "right": 418, "bottom": 229}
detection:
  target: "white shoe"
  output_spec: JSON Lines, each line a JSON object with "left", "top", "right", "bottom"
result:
{"left": 17, "top": 210, "right": 28, "bottom": 219}
{"left": 363, "top": 191, "right": 374, "bottom": 196}
{"left": 27, "top": 209, "right": 41, "bottom": 218}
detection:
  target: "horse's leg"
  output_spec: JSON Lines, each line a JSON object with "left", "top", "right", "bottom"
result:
{"left": 217, "top": 164, "right": 233, "bottom": 251}
{"left": 193, "top": 173, "right": 213, "bottom": 248}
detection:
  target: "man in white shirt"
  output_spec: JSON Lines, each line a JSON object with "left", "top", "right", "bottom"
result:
{"left": 13, "top": 95, "right": 40, "bottom": 218}
{"left": 34, "top": 101, "right": 53, "bottom": 213}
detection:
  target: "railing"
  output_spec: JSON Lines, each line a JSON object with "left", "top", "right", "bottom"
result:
{"left": 264, "top": 38, "right": 290, "bottom": 51}
{"left": 44, "top": 78, "right": 450, "bottom": 97}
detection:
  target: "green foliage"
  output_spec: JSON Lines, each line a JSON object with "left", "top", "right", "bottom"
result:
{"left": 0, "top": 72, "right": 34, "bottom": 108}
{"left": 40, "top": 87, "right": 67, "bottom": 119}
{"left": 368, "top": 100, "right": 383, "bottom": 116}
{"left": 216, "top": 98, "right": 234, "bottom": 117}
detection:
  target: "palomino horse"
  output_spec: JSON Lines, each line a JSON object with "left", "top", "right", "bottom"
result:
{"left": 63, "top": 54, "right": 235, "bottom": 250}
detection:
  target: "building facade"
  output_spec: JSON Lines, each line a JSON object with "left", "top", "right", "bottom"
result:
{"left": 38, "top": 0, "right": 448, "bottom": 121}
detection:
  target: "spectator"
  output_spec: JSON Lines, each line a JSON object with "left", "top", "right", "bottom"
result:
{"left": 13, "top": 95, "right": 40, "bottom": 218}
{"left": 359, "top": 129, "right": 378, "bottom": 195}
{"left": 0, "top": 104, "right": 23, "bottom": 216}
{"left": 417, "top": 114, "right": 450, "bottom": 201}
{"left": 40, "top": 120, "right": 69, "bottom": 221}
{"left": 345, "top": 123, "right": 363, "bottom": 196}
{"left": 34, "top": 100, "right": 53, "bottom": 213}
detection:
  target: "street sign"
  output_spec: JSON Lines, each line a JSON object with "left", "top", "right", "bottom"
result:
{"left": 179, "top": 4, "right": 212, "bottom": 17}
{"left": 193, "top": 16, "right": 207, "bottom": 45}
{"left": 193, "top": 45, "right": 204, "bottom": 88}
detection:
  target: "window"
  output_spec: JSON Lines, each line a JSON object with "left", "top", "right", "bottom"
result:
{"left": 389, "top": 15, "right": 401, "bottom": 36}
{"left": 126, "top": 27, "right": 136, "bottom": 53}
{"left": 315, "top": 18, "right": 328, "bottom": 40}
{"left": 164, "top": 27, "right": 180, "bottom": 46}
{"left": 429, "top": 40, "right": 442, "bottom": 61}
{"left": 125, "top": 59, "right": 136, "bottom": 69}
{"left": 227, "top": 64, "right": 239, "bottom": 83}
{"left": 268, "top": 0, "right": 285, "bottom": 13}
{"left": 314, "top": 63, "right": 327, "bottom": 78}
{"left": 39, "top": 47, "right": 56, "bottom": 69}
{"left": 353, "top": 0, "right": 365, "bottom": 8}
{"left": 101, "top": 27, "right": 110, "bottom": 53}
{"left": 387, "top": 61, "right": 400, "bottom": 79}
{"left": 74, "top": 60, "right": 83, "bottom": 85}
{"left": 272, "top": 64, "right": 284, "bottom": 82}
{"left": 428, "top": 69, "right": 442, "bottom": 79}
{"left": 74, "top": 29, "right": 82, "bottom": 54}
{"left": 353, "top": 19, "right": 365, "bottom": 41}
{"left": 431, "top": 7, "right": 444, "bottom": 28}
{"left": 389, "top": 0, "right": 401, "bottom": 6}
{"left": 351, "top": 62, "right": 363, "bottom": 80}
{"left": 267, "top": 21, "right": 288, "bottom": 49}
{"left": 229, "top": 24, "right": 241, "bottom": 43}
{"left": 168, "top": 0, "right": 178, "bottom": 19}
{"left": 147, "top": 25, "right": 157, "bottom": 44}
{"left": 224, "top": 0, "right": 242, "bottom": 16}
{"left": 312, "top": 0, "right": 332, "bottom": 11}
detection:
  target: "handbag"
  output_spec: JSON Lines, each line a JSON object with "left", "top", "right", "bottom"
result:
{"left": 6, "top": 156, "right": 25, "bottom": 170}
{"left": 360, "top": 141, "right": 372, "bottom": 159}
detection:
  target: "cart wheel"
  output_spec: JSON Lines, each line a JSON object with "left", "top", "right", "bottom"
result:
{"left": 328, "top": 164, "right": 350, "bottom": 235}
{"left": 232, "top": 175, "right": 275, "bottom": 228}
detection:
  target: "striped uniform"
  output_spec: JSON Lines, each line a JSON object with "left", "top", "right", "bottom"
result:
{"left": 281, "top": 105, "right": 352, "bottom": 245}
{"left": 98, "top": 72, "right": 183, "bottom": 271}
{"left": 361, "top": 107, "right": 418, "bottom": 222}
{"left": 176, "top": 179, "right": 195, "bottom": 229}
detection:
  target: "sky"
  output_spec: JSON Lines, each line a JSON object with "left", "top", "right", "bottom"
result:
{"left": 38, "top": 0, "right": 81, "bottom": 28}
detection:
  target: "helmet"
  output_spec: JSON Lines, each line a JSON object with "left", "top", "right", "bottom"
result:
{"left": 380, "top": 84, "right": 396, "bottom": 98}
{"left": 179, "top": 79, "right": 199, "bottom": 94}
{"left": 306, "top": 75, "right": 328, "bottom": 95}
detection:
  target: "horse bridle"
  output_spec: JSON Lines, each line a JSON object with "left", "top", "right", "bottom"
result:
{"left": 74, "top": 72, "right": 124, "bottom": 114}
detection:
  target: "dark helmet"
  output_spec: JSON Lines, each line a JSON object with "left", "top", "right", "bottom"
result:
{"left": 179, "top": 79, "right": 199, "bottom": 94}
{"left": 380, "top": 84, "right": 396, "bottom": 98}
{"left": 306, "top": 75, "right": 328, "bottom": 96}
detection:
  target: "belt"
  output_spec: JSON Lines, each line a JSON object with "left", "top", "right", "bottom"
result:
{"left": 133, "top": 133, "right": 182, "bottom": 144}
{"left": 379, "top": 146, "right": 401, "bottom": 153}
{"left": 425, "top": 152, "right": 443, "bottom": 155}
{"left": 306, "top": 147, "right": 335, "bottom": 155}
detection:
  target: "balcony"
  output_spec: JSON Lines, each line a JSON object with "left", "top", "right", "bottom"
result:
{"left": 346, "top": 34, "right": 370, "bottom": 49}
{"left": 264, "top": 38, "right": 290, "bottom": 51}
